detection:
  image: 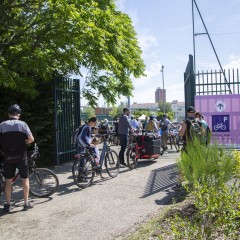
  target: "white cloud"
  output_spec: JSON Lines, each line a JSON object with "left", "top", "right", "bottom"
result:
{"left": 138, "top": 34, "right": 159, "bottom": 51}
{"left": 224, "top": 55, "right": 240, "bottom": 69}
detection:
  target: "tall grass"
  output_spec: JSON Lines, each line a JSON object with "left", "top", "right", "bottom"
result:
{"left": 178, "top": 139, "right": 235, "bottom": 188}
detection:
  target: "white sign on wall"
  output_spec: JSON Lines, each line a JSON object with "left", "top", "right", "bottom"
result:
{"left": 215, "top": 100, "right": 226, "bottom": 112}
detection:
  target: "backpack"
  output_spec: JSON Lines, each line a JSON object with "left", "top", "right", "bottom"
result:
{"left": 186, "top": 118, "right": 206, "bottom": 144}
{"left": 99, "top": 122, "right": 108, "bottom": 133}
{"left": 160, "top": 119, "right": 168, "bottom": 131}
{"left": 72, "top": 124, "right": 85, "bottom": 145}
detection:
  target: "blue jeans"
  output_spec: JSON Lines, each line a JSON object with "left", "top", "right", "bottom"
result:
{"left": 118, "top": 134, "right": 128, "bottom": 164}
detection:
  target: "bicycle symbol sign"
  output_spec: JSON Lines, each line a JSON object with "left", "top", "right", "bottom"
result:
{"left": 212, "top": 115, "right": 230, "bottom": 132}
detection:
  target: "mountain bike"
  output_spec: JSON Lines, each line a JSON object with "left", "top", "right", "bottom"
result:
{"left": 0, "top": 144, "right": 59, "bottom": 198}
{"left": 72, "top": 134, "right": 120, "bottom": 189}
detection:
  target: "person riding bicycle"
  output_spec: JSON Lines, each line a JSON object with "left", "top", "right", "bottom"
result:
{"left": 77, "top": 117, "right": 98, "bottom": 153}
{"left": 0, "top": 104, "right": 34, "bottom": 212}
{"left": 145, "top": 116, "right": 158, "bottom": 134}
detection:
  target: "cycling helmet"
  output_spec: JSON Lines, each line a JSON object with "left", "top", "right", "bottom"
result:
{"left": 8, "top": 104, "right": 22, "bottom": 115}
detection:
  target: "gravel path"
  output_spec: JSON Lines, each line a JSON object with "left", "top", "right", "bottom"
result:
{"left": 0, "top": 147, "right": 179, "bottom": 240}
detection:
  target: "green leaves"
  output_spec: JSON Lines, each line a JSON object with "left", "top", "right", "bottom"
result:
{"left": 0, "top": 0, "right": 145, "bottom": 105}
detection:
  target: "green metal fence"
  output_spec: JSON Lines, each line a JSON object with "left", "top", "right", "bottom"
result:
{"left": 54, "top": 77, "right": 81, "bottom": 164}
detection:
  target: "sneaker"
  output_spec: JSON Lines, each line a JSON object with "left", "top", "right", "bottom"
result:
{"left": 23, "top": 201, "right": 34, "bottom": 211}
{"left": 119, "top": 164, "right": 126, "bottom": 168}
{"left": 2, "top": 204, "right": 11, "bottom": 213}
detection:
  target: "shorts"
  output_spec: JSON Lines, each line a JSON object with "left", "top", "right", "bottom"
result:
{"left": 3, "top": 160, "right": 29, "bottom": 179}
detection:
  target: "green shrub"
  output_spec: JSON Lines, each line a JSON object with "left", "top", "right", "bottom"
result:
{"left": 178, "top": 140, "right": 235, "bottom": 188}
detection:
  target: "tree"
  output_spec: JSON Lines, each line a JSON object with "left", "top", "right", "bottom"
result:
{"left": 157, "top": 102, "right": 174, "bottom": 120}
{"left": 109, "top": 102, "right": 126, "bottom": 118}
{"left": 0, "top": 0, "right": 145, "bottom": 105}
{"left": 84, "top": 106, "right": 96, "bottom": 119}
{"left": 132, "top": 110, "right": 150, "bottom": 119}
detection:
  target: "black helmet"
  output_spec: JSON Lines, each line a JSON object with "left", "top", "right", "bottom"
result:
{"left": 8, "top": 104, "right": 21, "bottom": 115}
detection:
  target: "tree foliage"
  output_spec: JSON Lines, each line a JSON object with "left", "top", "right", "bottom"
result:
{"left": 109, "top": 102, "right": 127, "bottom": 118}
{"left": 0, "top": 0, "right": 145, "bottom": 105}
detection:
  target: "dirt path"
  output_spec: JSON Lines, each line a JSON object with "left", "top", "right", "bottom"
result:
{"left": 0, "top": 148, "right": 179, "bottom": 240}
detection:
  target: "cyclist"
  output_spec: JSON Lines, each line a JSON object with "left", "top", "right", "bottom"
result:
{"left": 0, "top": 104, "right": 34, "bottom": 212}
{"left": 77, "top": 117, "right": 98, "bottom": 153}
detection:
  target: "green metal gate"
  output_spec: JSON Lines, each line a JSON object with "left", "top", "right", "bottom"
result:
{"left": 184, "top": 55, "right": 196, "bottom": 110}
{"left": 184, "top": 55, "right": 239, "bottom": 113}
{"left": 54, "top": 77, "right": 81, "bottom": 164}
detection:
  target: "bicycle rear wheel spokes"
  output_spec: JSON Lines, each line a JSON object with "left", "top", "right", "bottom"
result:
{"left": 29, "top": 168, "right": 59, "bottom": 198}
{"left": 0, "top": 173, "right": 5, "bottom": 195}
{"left": 72, "top": 156, "right": 95, "bottom": 189}
{"left": 126, "top": 148, "right": 138, "bottom": 170}
{"left": 105, "top": 149, "right": 120, "bottom": 178}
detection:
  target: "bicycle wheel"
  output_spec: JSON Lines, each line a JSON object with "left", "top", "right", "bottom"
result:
{"left": 171, "top": 136, "right": 179, "bottom": 152}
{"left": 29, "top": 168, "right": 59, "bottom": 198}
{"left": 72, "top": 156, "right": 95, "bottom": 189}
{"left": 126, "top": 148, "right": 138, "bottom": 170}
{"left": 0, "top": 173, "right": 5, "bottom": 196}
{"left": 105, "top": 149, "right": 120, "bottom": 178}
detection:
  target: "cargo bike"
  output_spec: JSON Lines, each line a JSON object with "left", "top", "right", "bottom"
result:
{"left": 126, "top": 132, "right": 164, "bottom": 170}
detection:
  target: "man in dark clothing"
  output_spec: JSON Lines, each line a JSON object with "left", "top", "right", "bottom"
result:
{"left": 0, "top": 104, "right": 34, "bottom": 212}
{"left": 179, "top": 106, "right": 204, "bottom": 150}
{"left": 118, "top": 108, "right": 133, "bottom": 167}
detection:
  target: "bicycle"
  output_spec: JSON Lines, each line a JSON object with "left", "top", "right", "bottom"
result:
{"left": 168, "top": 128, "right": 180, "bottom": 152}
{"left": 72, "top": 134, "right": 120, "bottom": 189}
{"left": 126, "top": 132, "right": 164, "bottom": 170}
{"left": 108, "top": 131, "right": 120, "bottom": 146}
{"left": 0, "top": 143, "right": 59, "bottom": 198}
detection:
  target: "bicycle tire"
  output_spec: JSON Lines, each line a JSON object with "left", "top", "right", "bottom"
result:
{"left": 105, "top": 149, "right": 120, "bottom": 178}
{"left": 126, "top": 148, "right": 138, "bottom": 170}
{"left": 72, "top": 156, "right": 95, "bottom": 189}
{"left": 29, "top": 168, "right": 59, "bottom": 198}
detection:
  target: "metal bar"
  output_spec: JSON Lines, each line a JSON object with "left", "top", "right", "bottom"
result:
{"left": 192, "top": 0, "right": 196, "bottom": 73}
{"left": 237, "top": 69, "right": 239, "bottom": 94}
{"left": 193, "top": 0, "right": 232, "bottom": 94}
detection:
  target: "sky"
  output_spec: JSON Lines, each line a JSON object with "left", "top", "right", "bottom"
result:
{"left": 81, "top": 0, "right": 240, "bottom": 107}
{"left": 116, "top": 0, "right": 193, "bottom": 105}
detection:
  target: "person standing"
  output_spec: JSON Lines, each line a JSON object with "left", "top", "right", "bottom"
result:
{"left": 179, "top": 106, "right": 204, "bottom": 150}
{"left": 130, "top": 116, "right": 139, "bottom": 130}
{"left": 160, "top": 114, "right": 175, "bottom": 150}
{"left": 0, "top": 104, "right": 34, "bottom": 212}
{"left": 118, "top": 108, "right": 133, "bottom": 167}
{"left": 195, "top": 111, "right": 211, "bottom": 146}
{"left": 145, "top": 116, "right": 158, "bottom": 134}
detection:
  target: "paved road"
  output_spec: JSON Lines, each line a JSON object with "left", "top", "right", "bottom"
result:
{"left": 0, "top": 147, "right": 179, "bottom": 240}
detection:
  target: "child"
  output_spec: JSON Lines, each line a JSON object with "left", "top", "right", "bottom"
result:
{"left": 91, "top": 137, "right": 100, "bottom": 166}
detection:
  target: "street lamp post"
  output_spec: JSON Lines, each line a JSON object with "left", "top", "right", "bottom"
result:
{"left": 160, "top": 65, "right": 166, "bottom": 114}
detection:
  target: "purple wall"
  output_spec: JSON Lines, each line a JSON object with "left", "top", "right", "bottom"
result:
{"left": 195, "top": 94, "right": 240, "bottom": 148}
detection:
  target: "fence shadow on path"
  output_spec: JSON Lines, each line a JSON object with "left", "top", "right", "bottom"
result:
{"left": 141, "top": 163, "right": 178, "bottom": 200}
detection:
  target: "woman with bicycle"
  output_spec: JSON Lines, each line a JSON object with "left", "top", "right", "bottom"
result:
{"left": 77, "top": 117, "right": 98, "bottom": 152}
